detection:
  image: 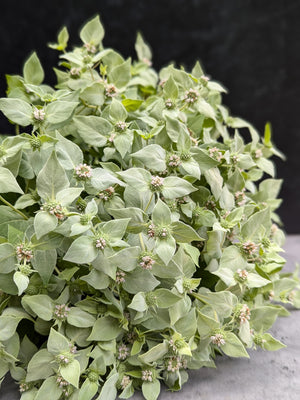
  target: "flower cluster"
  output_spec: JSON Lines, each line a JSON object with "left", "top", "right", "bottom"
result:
{"left": 105, "top": 84, "right": 118, "bottom": 97}
{"left": 235, "top": 189, "right": 246, "bottom": 206}
{"left": 242, "top": 240, "right": 259, "bottom": 256}
{"left": 238, "top": 304, "right": 251, "bottom": 324}
{"left": 183, "top": 88, "right": 199, "bottom": 104}
{"left": 95, "top": 237, "right": 107, "bottom": 250}
{"left": 150, "top": 175, "right": 164, "bottom": 191}
{"left": 120, "top": 375, "right": 131, "bottom": 390}
{"left": 56, "top": 375, "right": 69, "bottom": 388}
{"left": 40, "top": 201, "right": 66, "bottom": 220}
{"left": 54, "top": 304, "right": 70, "bottom": 320}
{"left": 74, "top": 163, "right": 92, "bottom": 179}
{"left": 167, "top": 154, "right": 181, "bottom": 167}
{"left": 118, "top": 343, "right": 129, "bottom": 360}
{"left": 209, "top": 147, "right": 223, "bottom": 161}
{"left": 139, "top": 254, "right": 155, "bottom": 270}
{"left": 235, "top": 269, "right": 249, "bottom": 282}
{"left": 165, "top": 98, "right": 175, "bottom": 109}
{"left": 166, "top": 356, "right": 182, "bottom": 372}
{"left": 98, "top": 186, "right": 115, "bottom": 201}
{"left": 115, "top": 121, "right": 127, "bottom": 132}
{"left": 33, "top": 107, "right": 45, "bottom": 121}
{"left": 210, "top": 333, "right": 226, "bottom": 347}
{"left": 16, "top": 243, "right": 33, "bottom": 262}
{"left": 116, "top": 271, "right": 126, "bottom": 284}
{"left": 141, "top": 370, "right": 153, "bottom": 382}
{"left": 19, "top": 382, "right": 30, "bottom": 393}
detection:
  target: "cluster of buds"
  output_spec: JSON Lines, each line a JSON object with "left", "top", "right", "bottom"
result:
{"left": 235, "top": 189, "right": 246, "bottom": 206}
{"left": 116, "top": 271, "right": 126, "bottom": 284}
{"left": 268, "top": 290, "right": 275, "bottom": 301}
{"left": 271, "top": 223, "right": 279, "bottom": 236}
{"left": 54, "top": 304, "right": 70, "bottom": 320}
{"left": 180, "top": 151, "right": 191, "bottom": 161}
{"left": 120, "top": 375, "right": 131, "bottom": 390}
{"left": 150, "top": 175, "right": 164, "bottom": 191}
{"left": 56, "top": 351, "right": 73, "bottom": 365}
{"left": 118, "top": 343, "right": 130, "bottom": 360}
{"left": 105, "top": 84, "right": 118, "bottom": 97}
{"left": 141, "top": 369, "right": 153, "bottom": 382}
{"left": 70, "top": 67, "right": 81, "bottom": 77}
{"left": 183, "top": 88, "right": 199, "bottom": 104}
{"left": 98, "top": 186, "right": 115, "bottom": 201}
{"left": 200, "top": 75, "right": 210, "bottom": 83}
{"left": 19, "top": 382, "right": 30, "bottom": 393}
{"left": 16, "top": 243, "right": 33, "bottom": 263}
{"left": 231, "top": 154, "right": 240, "bottom": 164}
{"left": 126, "top": 330, "right": 137, "bottom": 344}
{"left": 165, "top": 98, "right": 175, "bottom": 109}
{"left": 166, "top": 356, "right": 182, "bottom": 372}
{"left": 41, "top": 201, "right": 66, "bottom": 220}
{"left": 288, "top": 290, "right": 296, "bottom": 302}
{"left": 95, "top": 237, "right": 107, "bottom": 250}
{"left": 69, "top": 343, "right": 77, "bottom": 354}
{"left": 84, "top": 43, "right": 97, "bottom": 53}
{"left": 254, "top": 148, "right": 263, "bottom": 159}
{"left": 209, "top": 147, "right": 223, "bottom": 162}
{"left": 115, "top": 121, "right": 127, "bottom": 132}
{"left": 237, "top": 304, "right": 251, "bottom": 324}
{"left": 80, "top": 214, "right": 91, "bottom": 225}
{"left": 87, "top": 370, "right": 99, "bottom": 382}
{"left": 56, "top": 375, "right": 69, "bottom": 388}
{"left": 74, "top": 163, "right": 92, "bottom": 179}
{"left": 210, "top": 332, "right": 226, "bottom": 347}
{"left": 168, "top": 337, "right": 186, "bottom": 353}
{"left": 242, "top": 240, "right": 259, "bottom": 256}
{"left": 253, "top": 333, "right": 266, "bottom": 347}
{"left": 145, "top": 292, "right": 157, "bottom": 307}
{"left": 29, "top": 136, "right": 42, "bottom": 150}
{"left": 156, "top": 226, "right": 170, "bottom": 239}
{"left": 182, "top": 278, "right": 194, "bottom": 293}
{"left": 76, "top": 197, "right": 87, "bottom": 212}
{"left": 167, "top": 154, "right": 181, "bottom": 168}
{"left": 18, "top": 264, "right": 33, "bottom": 276}
{"left": 147, "top": 223, "right": 156, "bottom": 238}
{"left": 139, "top": 254, "right": 155, "bottom": 270}
{"left": 33, "top": 107, "right": 45, "bottom": 122}
{"left": 205, "top": 199, "right": 217, "bottom": 210}
{"left": 159, "top": 79, "right": 167, "bottom": 88}
{"left": 235, "top": 268, "right": 249, "bottom": 282}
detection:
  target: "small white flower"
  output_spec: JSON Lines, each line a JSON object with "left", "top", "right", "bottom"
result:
{"left": 33, "top": 108, "right": 45, "bottom": 121}
{"left": 54, "top": 304, "right": 70, "bottom": 320}
{"left": 141, "top": 370, "right": 153, "bottom": 382}
{"left": 150, "top": 175, "right": 164, "bottom": 188}
{"left": 118, "top": 343, "right": 129, "bottom": 360}
{"left": 95, "top": 237, "right": 106, "bottom": 250}
{"left": 75, "top": 163, "right": 92, "bottom": 179}
{"left": 236, "top": 269, "right": 249, "bottom": 281}
{"left": 121, "top": 375, "right": 131, "bottom": 389}
{"left": 116, "top": 271, "right": 126, "bottom": 284}
{"left": 184, "top": 88, "right": 199, "bottom": 104}
{"left": 210, "top": 333, "right": 226, "bottom": 346}
{"left": 105, "top": 84, "right": 118, "bottom": 97}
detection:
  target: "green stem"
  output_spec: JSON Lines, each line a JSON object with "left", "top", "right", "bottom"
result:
{"left": 15, "top": 124, "right": 20, "bottom": 135}
{"left": 139, "top": 233, "right": 145, "bottom": 252}
{"left": 0, "top": 195, "right": 28, "bottom": 220}
{"left": 143, "top": 193, "right": 154, "bottom": 213}
{"left": 54, "top": 266, "right": 60, "bottom": 275}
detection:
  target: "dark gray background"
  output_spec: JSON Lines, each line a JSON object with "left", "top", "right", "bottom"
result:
{"left": 0, "top": 0, "right": 299, "bottom": 232}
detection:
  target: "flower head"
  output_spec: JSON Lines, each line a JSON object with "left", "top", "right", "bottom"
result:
{"left": 184, "top": 88, "right": 199, "bottom": 104}
{"left": 33, "top": 108, "right": 45, "bottom": 122}
{"left": 118, "top": 343, "right": 129, "bottom": 360}
{"left": 75, "top": 163, "right": 92, "bottom": 179}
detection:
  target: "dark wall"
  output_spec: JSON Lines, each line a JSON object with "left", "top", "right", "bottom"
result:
{"left": 0, "top": 0, "right": 299, "bottom": 232}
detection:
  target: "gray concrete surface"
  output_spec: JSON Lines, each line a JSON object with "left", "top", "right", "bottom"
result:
{"left": 1, "top": 235, "right": 299, "bottom": 400}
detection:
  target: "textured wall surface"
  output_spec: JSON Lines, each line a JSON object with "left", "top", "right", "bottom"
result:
{"left": 0, "top": 0, "right": 299, "bottom": 231}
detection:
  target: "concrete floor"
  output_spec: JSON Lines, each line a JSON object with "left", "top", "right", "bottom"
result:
{"left": 1, "top": 235, "right": 299, "bottom": 400}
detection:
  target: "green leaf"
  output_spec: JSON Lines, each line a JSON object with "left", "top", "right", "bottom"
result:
{"left": 171, "top": 221, "right": 204, "bottom": 242}
{"left": 122, "top": 98, "right": 143, "bottom": 112}
{"left": 63, "top": 236, "right": 97, "bottom": 264}
{"left": 163, "top": 75, "right": 178, "bottom": 99}
{"left": 60, "top": 359, "right": 81, "bottom": 388}
{"left": 131, "top": 144, "right": 166, "bottom": 172}
{"left": 122, "top": 269, "right": 160, "bottom": 294}
{"left": 109, "top": 98, "right": 128, "bottom": 122}
{"left": 88, "top": 317, "right": 122, "bottom": 341}
{"left": 34, "top": 376, "right": 62, "bottom": 400}
{"left": 107, "top": 246, "right": 140, "bottom": 271}
{"left": 13, "top": 271, "right": 29, "bottom": 295}
{"left": 31, "top": 249, "right": 57, "bottom": 285}
{"left": 26, "top": 349, "right": 54, "bottom": 381}
{"left": 36, "top": 151, "right": 69, "bottom": 199}
{"left": 241, "top": 208, "right": 271, "bottom": 239}
{"left": 99, "top": 218, "right": 130, "bottom": 241}
{"left": 79, "top": 379, "right": 99, "bottom": 400}
{"left": 80, "top": 15, "right": 104, "bottom": 45}
{"left": 162, "top": 176, "right": 197, "bottom": 199}
{"left": 0, "top": 166, "right": 24, "bottom": 194}
{"left": 222, "top": 332, "right": 249, "bottom": 358}
{"left": 22, "top": 294, "right": 53, "bottom": 321}
{"left": 67, "top": 308, "right": 96, "bottom": 328}
{"left": 0, "top": 98, "right": 32, "bottom": 126}
{"left": 81, "top": 269, "right": 110, "bottom": 290}
{"left": 142, "top": 380, "right": 161, "bottom": 400}
{"left": 34, "top": 211, "right": 58, "bottom": 239}
{"left": 0, "top": 316, "right": 21, "bottom": 341}
{"left": 0, "top": 243, "right": 16, "bottom": 273}
{"left": 191, "top": 148, "right": 219, "bottom": 171}
{"left": 152, "top": 199, "right": 172, "bottom": 225}
{"left": 55, "top": 130, "right": 83, "bottom": 170}
{"left": 109, "top": 59, "right": 131, "bottom": 89}
{"left": 108, "top": 208, "right": 147, "bottom": 234}
{"left": 154, "top": 288, "right": 182, "bottom": 308}
{"left": 46, "top": 101, "right": 78, "bottom": 125}
{"left": 139, "top": 342, "right": 168, "bottom": 364}
{"left": 96, "top": 371, "right": 119, "bottom": 400}
{"left": 135, "top": 32, "right": 152, "bottom": 62}
{"left": 23, "top": 52, "right": 44, "bottom": 85}
{"left": 155, "top": 235, "right": 176, "bottom": 266}
{"left": 250, "top": 306, "right": 281, "bottom": 332}
{"left": 91, "top": 167, "right": 125, "bottom": 190}
{"left": 74, "top": 116, "right": 110, "bottom": 147}
{"left": 261, "top": 333, "right": 286, "bottom": 351}
{"left": 128, "top": 292, "right": 148, "bottom": 312}
{"left": 47, "top": 328, "right": 70, "bottom": 355}
{"left": 80, "top": 82, "right": 105, "bottom": 106}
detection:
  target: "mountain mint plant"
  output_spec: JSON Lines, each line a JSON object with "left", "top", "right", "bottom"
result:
{"left": 0, "top": 15, "right": 299, "bottom": 400}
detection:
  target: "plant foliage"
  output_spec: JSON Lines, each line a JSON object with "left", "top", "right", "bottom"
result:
{"left": 0, "top": 15, "right": 299, "bottom": 400}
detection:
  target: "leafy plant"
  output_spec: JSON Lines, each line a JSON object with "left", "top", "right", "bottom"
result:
{"left": 0, "top": 15, "right": 299, "bottom": 400}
